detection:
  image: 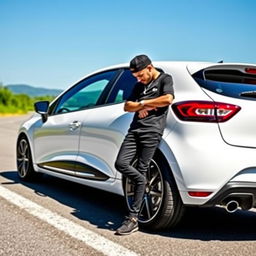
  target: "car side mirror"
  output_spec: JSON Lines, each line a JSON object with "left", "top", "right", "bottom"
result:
{"left": 34, "top": 101, "right": 49, "bottom": 122}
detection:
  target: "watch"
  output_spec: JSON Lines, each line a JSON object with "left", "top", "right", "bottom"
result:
{"left": 139, "top": 100, "right": 145, "bottom": 106}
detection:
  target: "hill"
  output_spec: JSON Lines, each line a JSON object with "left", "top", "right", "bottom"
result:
{"left": 6, "top": 84, "right": 62, "bottom": 97}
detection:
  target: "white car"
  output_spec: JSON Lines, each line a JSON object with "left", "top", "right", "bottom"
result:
{"left": 16, "top": 61, "right": 256, "bottom": 230}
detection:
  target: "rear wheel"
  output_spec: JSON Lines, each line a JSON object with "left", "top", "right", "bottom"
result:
{"left": 16, "top": 136, "right": 37, "bottom": 180}
{"left": 124, "top": 153, "right": 185, "bottom": 230}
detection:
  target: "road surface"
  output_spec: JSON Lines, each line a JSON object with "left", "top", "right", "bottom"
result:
{"left": 0, "top": 114, "right": 256, "bottom": 256}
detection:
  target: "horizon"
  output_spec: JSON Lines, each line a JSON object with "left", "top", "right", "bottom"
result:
{"left": 4, "top": 83, "right": 62, "bottom": 90}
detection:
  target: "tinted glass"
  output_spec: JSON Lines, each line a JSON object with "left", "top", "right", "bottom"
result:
{"left": 193, "top": 69, "right": 256, "bottom": 101}
{"left": 107, "top": 69, "right": 137, "bottom": 104}
{"left": 34, "top": 101, "right": 49, "bottom": 113}
{"left": 53, "top": 70, "right": 117, "bottom": 114}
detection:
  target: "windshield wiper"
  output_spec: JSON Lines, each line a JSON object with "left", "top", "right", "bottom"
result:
{"left": 240, "top": 91, "right": 256, "bottom": 98}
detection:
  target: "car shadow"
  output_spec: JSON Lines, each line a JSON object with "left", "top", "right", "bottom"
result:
{"left": 1, "top": 170, "right": 256, "bottom": 241}
{"left": 148, "top": 206, "right": 256, "bottom": 241}
{"left": 0, "top": 171, "right": 126, "bottom": 232}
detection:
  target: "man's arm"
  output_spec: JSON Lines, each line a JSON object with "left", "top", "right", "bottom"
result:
{"left": 124, "top": 101, "right": 143, "bottom": 112}
{"left": 124, "top": 94, "right": 173, "bottom": 112}
{"left": 141, "top": 94, "right": 174, "bottom": 108}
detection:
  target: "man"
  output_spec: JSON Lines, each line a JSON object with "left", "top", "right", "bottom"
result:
{"left": 115, "top": 54, "right": 174, "bottom": 235}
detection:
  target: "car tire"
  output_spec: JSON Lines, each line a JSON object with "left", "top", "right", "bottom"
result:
{"left": 124, "top": 152, "right": 185, "bottom": 230}
{"left": 16, "top": 136, "right": 38, "bottom": 181}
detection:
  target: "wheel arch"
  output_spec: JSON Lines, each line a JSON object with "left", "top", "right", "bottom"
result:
{"left": 120, "top": 140, "right": 186, "bottom": 197}
{"left": 17, "top": 131, "right": 36, "bottom": 165}
{"left": 154, "top": 148, "right": 176, "bottom": 182}
{"left": 157, "top": 138, "right": 187, "bottom": 194}
{"left": 121, "top": 144, "right": 185, "bottom": 230}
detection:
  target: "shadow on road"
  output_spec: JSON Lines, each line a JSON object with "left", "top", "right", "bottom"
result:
{"left": 0, "top": 171, "right": 126, "bottom": 231}
{"left": 1, "top": 170, "right": 256, "bottom": 241}
{"left": 151, "top": 206, "right": 256, "bottom": 241}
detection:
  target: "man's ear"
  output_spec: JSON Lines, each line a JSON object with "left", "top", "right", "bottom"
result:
{"left": 147, "top": 64, "right": 153, "bottom": 72}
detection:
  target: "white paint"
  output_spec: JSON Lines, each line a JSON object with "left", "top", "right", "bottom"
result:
{"left": 0, "top": 185, "right": 139, "bottom": 256}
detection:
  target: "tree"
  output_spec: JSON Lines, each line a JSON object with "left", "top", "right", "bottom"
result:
{"left": 0, "top": 87, "right": 13, "bottom": 106}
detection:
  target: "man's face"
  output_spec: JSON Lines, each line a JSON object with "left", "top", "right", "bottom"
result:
{"left": 131, "top": 65, "right": 153, "bottom": 85}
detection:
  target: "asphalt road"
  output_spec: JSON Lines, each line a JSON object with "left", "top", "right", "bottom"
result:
{"left": 0, "top": 114, "right": 256, "bottom": 256}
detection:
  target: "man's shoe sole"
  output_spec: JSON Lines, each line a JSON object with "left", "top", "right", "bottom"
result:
{"left": 115, "top": 226, "right": 139, "bottom": 236}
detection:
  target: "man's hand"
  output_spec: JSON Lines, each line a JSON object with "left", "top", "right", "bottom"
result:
{"left": 138, "top": 107, "right": 156, "bottom": 118}
{"left": 124, "top": 94, "right": 173, "bottom": 113}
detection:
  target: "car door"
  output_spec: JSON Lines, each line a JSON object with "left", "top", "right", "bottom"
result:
{"left": 77, "top": 69, "right": 137, "bottom": 182}
{"left": 33, "top": 70, "right": 118, "bottom": 176}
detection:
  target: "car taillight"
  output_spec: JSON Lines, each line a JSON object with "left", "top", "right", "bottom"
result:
{"left": 245, "top": 68, "right": 256, "bottom": 74}
{"left": 172, "top": 101, "right": 241, "bottom": 122}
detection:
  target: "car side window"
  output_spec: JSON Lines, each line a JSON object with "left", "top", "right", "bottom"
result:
{"left": 107, "top": 69, "right": 137, "bottom": 104}
{"left": 52, "top": 70, "right": 117, "bottom": 114}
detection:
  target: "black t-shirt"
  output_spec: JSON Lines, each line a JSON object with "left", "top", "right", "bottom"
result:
{"left": 127, "top": 73, "right": 174, "bottom": 134}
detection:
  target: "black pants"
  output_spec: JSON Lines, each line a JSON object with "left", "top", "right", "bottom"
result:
{"left": 115, "top": 131, "right": 161, "bottom": 217}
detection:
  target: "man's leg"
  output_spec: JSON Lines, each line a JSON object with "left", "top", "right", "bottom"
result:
{"left": 132, "top": 133, "right": 162, "bottom": 214}
{"left": 115, "top": 132, "right": 152, "bottom": 235}
{"left": 115, "top": 131, "right": 147, "bottom": 217}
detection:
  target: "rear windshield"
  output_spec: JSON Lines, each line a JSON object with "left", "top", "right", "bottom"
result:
{"left": 192, "top": 69, "right": 256, "bottom": 101}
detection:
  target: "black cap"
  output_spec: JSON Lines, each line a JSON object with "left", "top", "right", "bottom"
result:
{"left": 129, "top": 54, "right": 152, "bottom": 73}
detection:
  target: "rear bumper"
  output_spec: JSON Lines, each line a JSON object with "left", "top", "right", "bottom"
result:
{"left": 202, "top": 181, "right": 256, "bottom": 209}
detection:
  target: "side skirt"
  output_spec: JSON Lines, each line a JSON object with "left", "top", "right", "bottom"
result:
{"left": 38, "top": 160, "right": 109, "bottom": 181}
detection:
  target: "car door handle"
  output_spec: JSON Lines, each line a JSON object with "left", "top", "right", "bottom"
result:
{"left": 69, "top": 121, "right": 81, "bottom": 131}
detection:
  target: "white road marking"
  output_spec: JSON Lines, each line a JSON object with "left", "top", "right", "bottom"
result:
{"left": 0, "top": 185, "right": 139, "bottom": 256}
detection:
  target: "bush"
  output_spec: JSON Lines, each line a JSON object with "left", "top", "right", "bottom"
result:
{"left": 0, "top": 86, "right": 55, "bottom": 114}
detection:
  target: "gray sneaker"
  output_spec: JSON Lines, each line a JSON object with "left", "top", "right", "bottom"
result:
{"left": 115, "top": 216, "right": 139, "bottom": 235}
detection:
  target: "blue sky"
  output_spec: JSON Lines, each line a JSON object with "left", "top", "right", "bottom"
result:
{"left": 1, "top": 0, "right": 256, "bottom": 89}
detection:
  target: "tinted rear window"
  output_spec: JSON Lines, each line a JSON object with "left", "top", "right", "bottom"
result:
{"left": 193, "top": 69, "right": 256, "bottom": 101}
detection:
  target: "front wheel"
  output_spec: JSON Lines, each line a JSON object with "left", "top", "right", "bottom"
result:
{"left": 124, "top": 154, "right": 185, "bottom": 230}
{"left": 16, "top": 136, "right": 37, "bottom": 181}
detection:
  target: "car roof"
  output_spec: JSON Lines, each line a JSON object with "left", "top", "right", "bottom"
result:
{"left": 72, "top": 61, "right": 256, "bottom": 87}
{"left": 83, "top": 61, "right": 211, "bottom": 79}
{"left": 92, "top": 61, "right": 256, "bottom": 74}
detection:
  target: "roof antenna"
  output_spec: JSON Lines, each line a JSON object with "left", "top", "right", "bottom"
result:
{"left": 218, "top": 60, "right": 223, "bottom": 63}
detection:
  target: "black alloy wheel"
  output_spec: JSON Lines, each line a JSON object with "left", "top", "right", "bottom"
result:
{"left": 125, "top": 158, "right": 164, "bottom": 224}
{"left": 124, "top": 155, "right": 185, "bottom": 230}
